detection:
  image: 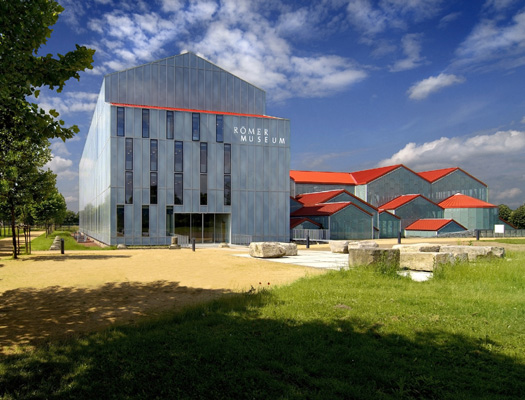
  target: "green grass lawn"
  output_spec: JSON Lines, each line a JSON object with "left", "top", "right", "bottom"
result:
{"left": 30, "top": 231, "right": 115, "bottom": 251}
{"left": 1, "top": 252, "right": 524, "bottom": 399}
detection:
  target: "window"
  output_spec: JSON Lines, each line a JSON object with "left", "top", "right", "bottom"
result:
{"left": 174, "top": 173, "right": 183, "bottom": 205}
{"left": 166, "top": 206, "right": 174, "bottom": 236}
{"left": 150, "top": 172, "right": 158, "bottom": 204}
{"left": 224, "top": 143, "right": 231, "bottom": 174}
{"left": 117, "top": 205, "right": 124, "bottom": 236}
{"left": 174, "top": 141, "right": 183, "bottom": 172}
{"left": 192, "top": 113, "right": 200, "bottom": 141}
{"left": 200, "top": 142, "right": 207, "bottom": 173}
{"left": 125, "top": 138, "right": 133, "bottom": 170}
{"left": 150, "top": 139, "right": 158, "bottom": 171}
{"left": 200, "top": 174, "right": 207, "bottom": 206}
{"left": 125, "top": 171, "right": 133, "bottom": 204}
{"left": 224, "top": 174, "right": 231, "bottom": 206}
{"left": 224, "top": 143, "right": 231, "bottom": 206}
{"left": 216, "top": 115, "right": 223, "bottom": 142}
{"left": 166, "top": 111, "right": 174, "bottom": 139}
{"left": 142, "top": 206, "right": 149, "bottom": 237}
{"left": 142, "top": 109, "right": 149, "bottom": 138}
{"left": 117, "top": 107, "right": 125, "bottom": 136}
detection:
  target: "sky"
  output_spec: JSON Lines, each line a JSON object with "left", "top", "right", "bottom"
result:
{"left": 35, "top": 0, "right": 525, "bottom": 211}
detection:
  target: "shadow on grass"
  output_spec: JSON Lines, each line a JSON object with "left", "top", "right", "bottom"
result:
{"left": 0, "top": 281, "right": 228, "bottom": 350}
{"left": 1, "top": 291, "right": 524, "bottom": 399}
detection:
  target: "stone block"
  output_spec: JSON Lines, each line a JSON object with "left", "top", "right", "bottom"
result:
{"left": 279, "top": 242, "right": 298, "bottom": 256}
{"left": 117, "top": 244, "right": 127, "bottom": 249}
{"left": 348, "top": 240, "right": 379, "bottom": 249}
{"left": 218, "top": 242, "right": 230, "bottom": 248}
{"left": 392, "top": 243, "right": 441, "bottom": 253}
{"left": 49, "top": 236, "right": 62, "bottom": 250}
{"left": 348, "top": 248, "right": 400, "bottom": 268}
{"left": 249, "top": 242, "right": 286, "bottom": 258}
{"left": 439, "top": 245, "right": 505, "bottom": 261}
{"left": 400, "top": 252, "right": 465, "bottom": 272}
{"left": 329, "top": 240, "right": 349, "bottom": 254}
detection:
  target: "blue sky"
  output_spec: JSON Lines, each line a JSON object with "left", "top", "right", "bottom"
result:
{"left": 36, "top": 0, "right": 525, "bottom": 211}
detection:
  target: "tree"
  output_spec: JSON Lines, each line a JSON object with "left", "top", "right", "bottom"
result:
{"left": 63, "top": 210, "right": 79, "bottom": 226}
{"left": 510, "top": 204, "right": 525, "bottom": 229}
{"left": 0, "top": 0, "right": 94, "bottom": 258}
{"left": 33, "top": 188, "right": 67, "bottom": 235}
{"left": 498, "top": 204, "right": 512, "bottom": 222}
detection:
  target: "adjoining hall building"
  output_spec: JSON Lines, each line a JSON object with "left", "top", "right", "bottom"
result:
{"left": 290, "top": 165, "right": 499, "bottom": 239}
{"left": 79, "top": 52, "right": 290, "bottom": 246}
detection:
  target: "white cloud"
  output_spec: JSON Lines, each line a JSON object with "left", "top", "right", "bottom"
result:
{"left": 407, "top": 73, "right": 465, "bottom": 100}
{"left": 50, "top": 141, "right": 71, "bottom": 157}
{"left": 379, "top": 130, "right": 525, "bottom": 167}
{"left": 454, "top": 11, "right": 525, "bottom": 70}
{"left": 390, "top": 33, "right": 425, "bottom": 72}
{"left": 438, "top": 12, "right": 461, "bottom": 28}
{"left": 36, "top": 91, "right": 98, "bottom": 116}
{"left": 492, "top": 187, "right": 523, "bottom": 203}
{"left": 45, "top": 155, "right": 77, "bottom": 180}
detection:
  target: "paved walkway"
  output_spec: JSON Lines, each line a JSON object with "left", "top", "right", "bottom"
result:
{"left": 235, "top": 250, "right": 349, "bottom": 270}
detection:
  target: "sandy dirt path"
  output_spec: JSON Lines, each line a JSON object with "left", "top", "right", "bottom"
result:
{"left": 0, "top": 246, "right": 326, "bottom": 353}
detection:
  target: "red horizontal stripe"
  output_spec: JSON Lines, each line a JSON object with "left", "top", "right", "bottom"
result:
{"left": 111, "top": 103, "right": 281, "bottom": 120}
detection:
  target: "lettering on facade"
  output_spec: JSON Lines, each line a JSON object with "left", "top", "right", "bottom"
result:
{"left": 234, "top": 126, "right": 286, "bottom": 145}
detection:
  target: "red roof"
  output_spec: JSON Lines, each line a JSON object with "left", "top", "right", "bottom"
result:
{"left": 418, "top": 168, "right": 458, "bottom": 182}
{"left": 438, "top": 193, "right": 495, "bottom": 209}
{"left": 350, "top": 164, "right": 402, "bottom": 185}
{"left": 295, "top": 190, "right": 346, "bottom": 205}
{"left": 418, "top": 167, "right": 487, "bottom": 186}
{"left": 405, "top": 219, "right": 466, "bottom": 231}
{"left": 290, "top": 170, "right": 356, "bottom": 185}
{"left": 378, "top": 194, "right": 421, "bottom": 210}
{"left": 290, "top": 217, "right": 322, "bottom": 229}
{"left": 291, "top": 202, "right": 372, "bottom": 217}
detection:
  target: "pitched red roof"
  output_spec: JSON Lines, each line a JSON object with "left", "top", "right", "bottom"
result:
{"left": 290, "top": 170, "right": 356, "bottom": 185}
{"left": 438, "top": 193, "right": 495, "bottom": 209}
{"left": 418, "top": 167, "right": 487, "bottom": 186}
{"left": 295, "top": 190, "right": 346, "bottom": 205}
{"left": 405, "top": 219, "right": 466, "bottom": 231}
{"left": 350, "top": 164, "right": 402, "bottom": 185}
{"left": 290, "top": 217, "right": 322, "bottom": 229}
{"left": 418, "top": 168, "right": 458, "bottom": 182}
{"left": 291, "top": 202, "right": 372, "bottom": 217}
{"left": 378, "top": 194, "right": 421, "bottom": 210}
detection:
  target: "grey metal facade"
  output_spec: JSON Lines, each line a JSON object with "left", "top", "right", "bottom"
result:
{"left": 80, "top": 52, "right": 290, "bottom": 245}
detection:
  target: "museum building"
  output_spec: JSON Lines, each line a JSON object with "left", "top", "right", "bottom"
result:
{"left": 79, "top": 52, "right": 290, "bottom": 245}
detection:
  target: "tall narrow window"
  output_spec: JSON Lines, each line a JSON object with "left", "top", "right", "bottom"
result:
{"left": 174, "top": 141, "right": 183, "bottom": 172}
{"left": 224, "top": 143, "right": 231, "bottom": 174}
{"left": 200, "top": 174, "right": 207, "bottom": 206}
{"left": 166, "top": 206, "right": 174, "bottom": 236}
{"left": 224, "top": 143, "right": 231, "bottom": 205}
{"left": 125, "top": 171, "right": 133, "bottom": 204}
{"left": 174, "top": 173, "right": 183, "bottom": 205}
{"left": 142, "top": 206, "right": 149, "bottom": 237}
{"left": 224, "top": 174, "right": 231, "bottom": 206}
{"left": 117, "top": 107, "right": 125, "bottom": 136}
{"left": 150, "top": 139, "right": 158, "bottom": 171}
{"left": 192, "top": 113, "right": 200, "bottom": 141}
{"left": 150, "top": 172, "right": 158, "bottom": 204}
{"left": 166, "top": 111, "right": 174, "bottom": 139}
{"left": 216, "top": 115, "right": 224, "bottom": 142}
{"left": 200, "top": 142, "right": 207, "bottom": 173}
{"left": 142, "top": 109, "right": 150, "bottom": 138}
{"left": 117, "top": 205, "right": 125, "bottom": 236}
{"left": 125, "top": 138, "right": 133, "bottom": 170}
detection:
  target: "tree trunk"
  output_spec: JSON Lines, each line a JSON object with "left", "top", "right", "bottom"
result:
{"left": 10, "top": 203, "right": 17, "bottom": 259}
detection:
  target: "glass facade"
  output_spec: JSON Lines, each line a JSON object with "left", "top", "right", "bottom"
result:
{"left": 117, "top": 107, "right": 125, "bottom": 136}
{"left": 80, "top": 52, "right": 290, "bottom": 245}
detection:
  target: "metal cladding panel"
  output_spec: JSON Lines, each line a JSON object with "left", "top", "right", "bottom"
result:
{"left": 394, "top": 197, "right": 444, "bottom": 230}
{"left": 367, "top": 168, "right": 431, "bottom": 207}
{"left": 330, "top": 206, "right": 374, "bottom": 240}
{"left": 430, "top": 169, "right": 488, "bottom": 202}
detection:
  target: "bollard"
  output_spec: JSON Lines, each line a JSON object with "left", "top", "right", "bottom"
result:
{"left": 192, "top": 238, "right": 196, "bottom": 252}
{"left": 306, "top": 233, "right": 310, "bottom": 249}
{"left": 397, "top": 231, "right": 402, "bottom": 244}
{"left": 475, "top": 229, "right": 480, "bottom": 241}
{"left": 60, "top": 238, "right": 65, "bottom": 254}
